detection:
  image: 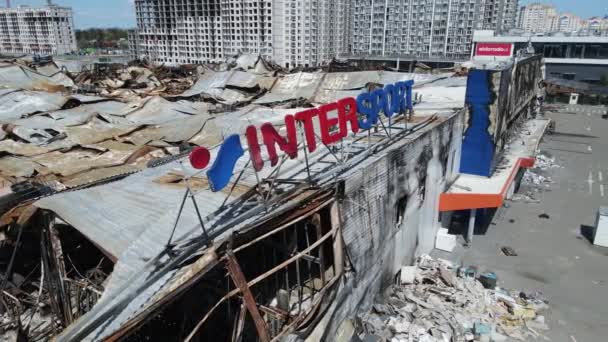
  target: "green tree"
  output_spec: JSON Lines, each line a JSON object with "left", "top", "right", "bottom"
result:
{"left": 76, "top": 28, "right": 129, "bottom": 49}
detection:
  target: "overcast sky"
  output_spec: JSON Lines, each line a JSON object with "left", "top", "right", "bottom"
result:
{"left": 7, "top": 1, "right": 606, "bottom": 30}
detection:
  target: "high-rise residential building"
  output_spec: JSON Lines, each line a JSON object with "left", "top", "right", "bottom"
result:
{"left": 0, "top": 2, "right": 77, "bottom": 56}
{"left": 128, "top": 29, "right": 141, "bottom": 61}
{"left": 586, "top": 16, "right": 608, "bottom": 33}
{"left": 557, "top": 13, "right": 584, "bottom": 32}
{"left": 351, "top": 0, "right": 519, "bottom": 60}
{"left": 132, "top": 0, "right": 350, "bottom": 68}
{"left": 518, "top": 3, "right": 557, "bottom": 33}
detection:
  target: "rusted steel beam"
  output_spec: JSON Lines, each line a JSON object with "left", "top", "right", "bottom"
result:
{"left": 232, "top": 198, "right": 334, "bottom": 253}
{"left": 185, "top": 229, "right": 336, "bottom": 342}
{"left": 259, "top": 239, "right": 320, "bottom": 264}
{"left": 330, "top": 202, "right": 344, "bottom": 276}
{"left": 258, "top": 304, "right": 289, "bottom": 322}
{"left": 225, "top": 251, "right": 271, "bottom": 342}
{"left": 311, "top": 213, "right": 326, "bottom": 286}
{"left": 231, "top": 303, "right": 247, "bottom": 342}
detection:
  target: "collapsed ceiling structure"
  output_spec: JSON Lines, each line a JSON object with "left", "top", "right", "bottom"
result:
{"left": 0, "top": 54, "right": 467, "bottom": 341}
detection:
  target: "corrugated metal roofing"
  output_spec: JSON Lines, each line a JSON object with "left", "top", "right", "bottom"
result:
{"left": 254, "top": 72, "right": 325, "bottom": 104}
{"left": 53, "top": 104, "right": 465, "bottom": 340}
{"left": 122, "top": 97, "right": 207, "bottom": 125}
{"left": 0, "top": 67, "right": 469, "bottom": 340}
{"left": 0, "top": 62, "right": 74, "bottom": 90}
{"left": 0, "top": 91, "right": 69, "bottom": 123}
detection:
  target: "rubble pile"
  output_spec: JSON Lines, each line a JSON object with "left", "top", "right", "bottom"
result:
{"left": 514, "top": 152, "right": 560, "bottom": 203}
{"left": 74, "top": 62, "right": 199, "bottom": 100}
{"left": 356, "top": 255, "right": 550, "bottom": 342}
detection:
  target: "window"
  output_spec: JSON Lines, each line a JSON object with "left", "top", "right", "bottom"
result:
{"left": 563, "top": 73, "right": 576, "bottom": 80}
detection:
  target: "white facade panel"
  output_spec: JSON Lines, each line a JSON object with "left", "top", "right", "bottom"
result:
{"left": 132, "top": 0, "right": 350, "bottom": 67}
{"left": 0, "top": 5, "right": 77, "bottom": 56}
{"left": 351, "top": 0, "right": 518, "bottom": 60}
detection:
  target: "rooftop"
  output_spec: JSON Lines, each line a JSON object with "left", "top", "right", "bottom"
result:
{"left": 0, "top": 54, "right": 468, "bottom": 341}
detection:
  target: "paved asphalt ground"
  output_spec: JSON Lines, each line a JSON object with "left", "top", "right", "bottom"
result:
{"left": 454, "top": 105, "right": 608, "bottom": 342}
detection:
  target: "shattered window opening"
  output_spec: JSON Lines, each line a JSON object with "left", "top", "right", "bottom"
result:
{"left": 0, "top": 209, "right": 113, "bottom": 341}
{"left": 120, "top": 200, "right": 340, "bottom": 342}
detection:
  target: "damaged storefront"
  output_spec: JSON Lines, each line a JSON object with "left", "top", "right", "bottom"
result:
{"left": 1, "top": 54, "right": 467, "bottom": 341}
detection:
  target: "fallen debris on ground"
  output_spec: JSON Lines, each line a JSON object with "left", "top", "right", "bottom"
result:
{"left": 355, "top": 255, "right": 550, "bottom": 342}
{"left": 512, "top": 151, "right": 560, "bottom": 204}
{"left": 501, "top": 246, "right": 518, "bottom": 256}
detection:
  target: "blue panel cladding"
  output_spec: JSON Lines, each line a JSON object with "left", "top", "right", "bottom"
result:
{"left": 207, "top": 134, "right": 244, "bottom": 192}
{"left": 460, "top": 70, "right": 495, "bottom": 177}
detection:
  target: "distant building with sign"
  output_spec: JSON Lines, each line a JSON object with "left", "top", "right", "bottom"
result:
{"left": 0, "top": 2, "right": 76, "bottom": 56}
{"left": 472, "top": 30, "right": 608, "bottom": 84}
{"left": 350, "top": 0, "right": 519, "bottom": 61}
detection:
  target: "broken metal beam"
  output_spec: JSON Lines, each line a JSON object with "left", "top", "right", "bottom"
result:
{"left": 225, "top": 251, "right": 271, "bottom": 342}
{"left": 259, "top": 239, "right": 321, "bottom": 264}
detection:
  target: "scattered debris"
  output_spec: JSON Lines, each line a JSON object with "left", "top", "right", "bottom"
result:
{"left": 512, "top": 151, "right": 560, "bottom": 205}
{"left": 501, "top": 246, "right": 518, "bottom": 256}
{"left": 355, "top": 255, "right": 550, "bottom": 342}
{"left": 478, "top": 272, "right": 498, "bottom": 289}
{"left": 511, "top": 193, "right": 540, "bottom": 203}
{"left": 538, "top": 213, "right": 550, "bottom": 219}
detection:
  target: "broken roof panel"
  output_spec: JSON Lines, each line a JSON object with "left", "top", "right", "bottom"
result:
{"left": 34, "top": 157, "right": 232, "bottom": 263}
{"left": 0, "top": 62, "right": 74, "bottom": 91}
{"left": 225, "top": 70, "right": 276, "bottom": 89}
{"left": 121, "top": 113, "right": 210, "bottom": 146}
{"left": 46, "top": 107, "right": 97, "bottom": 127}
{"left": 0, "top": 156, "right": 41, "bottom": 178}
{"left": 64, "top": 118, "right": 137, "bottom": 145}
{"left": 0, "top": 139, "right": 52, "bottom": 156}
{"left": 235, "top": 54, "right": 259, "bottom": 70}
{"left": 413, "top": 77, "right": 468, "bottom": 113}
{"left": 123, "top": 97, "right": 206, "bottom": 125}
{"left": 319, "top": 71, "right": 383, "bottom": 90}
{"left": 378, "top": 71, "right": 451, "bottom": 87}
{"left": 30, "top": 148, "right": 135, "bottom": 178}
{"left": 177, "top": 70, "right": 234, "bottom": 98}
{"left": 177, "top": 70, "right": 275, "bottom": 101}
{"left": 254, "top": 72, "right": 325, "bottom": 104}
{"left": 0, "top": 90, "right": 69, "bottom": 123}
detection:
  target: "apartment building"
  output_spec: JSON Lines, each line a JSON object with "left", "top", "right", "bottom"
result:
{"left": 132, "top": 0, "right": 349, "bottom": 68}
{"left": 518, "top": 3, "right": 557, "bottom": 33}
{"left": 127, "top": 29, "right": 141, "bottom": 61}
{"left": 587, "top": 16, "right": 608, "bottom": 34}
{"left": 351, "top": 0, "right": 519, "bottom": 60}
{"left": 0, "top": 3, "right": 76, "bottom": 56}
{"left": 557, "top": 13, "right": 584, "bottom": 33}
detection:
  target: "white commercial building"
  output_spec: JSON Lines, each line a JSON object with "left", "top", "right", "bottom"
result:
{"left": 350, "top": 0, "right": 519, "bottom": 60}
{"left": 132, "top": 0, "right": 350, "bottom": 68}
{"left": 558, "top": 13, "right": 584, "bottom": 33}
{"left": 472, "top": 30, "right": 608, "bottom": 83}
{"left": 0, "top": 3, "right": 76, "bottom": 56}
{"left": 586, "top": 16, "right": 608, "bottom": 34}
{"left": 518, "top": 3, "right": 557, "bottom": 33}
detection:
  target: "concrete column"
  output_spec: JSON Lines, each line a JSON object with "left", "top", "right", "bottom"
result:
{"left": 467, "top": 208, "right": 476, "bottom": 246}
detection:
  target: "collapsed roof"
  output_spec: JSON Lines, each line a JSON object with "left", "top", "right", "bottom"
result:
{"left": 0, "top": 54, "right": 467, "bottom": 341}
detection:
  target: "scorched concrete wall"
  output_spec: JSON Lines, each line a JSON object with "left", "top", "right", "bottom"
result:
{"left": 303, "top": 111, "right": 464, "bottom": 341}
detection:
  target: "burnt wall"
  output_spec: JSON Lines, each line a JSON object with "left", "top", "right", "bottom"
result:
{"left": 460, "top": 55, "right": 543, "bottom": 177}
{"left": 493, "top": 55, "right": 543, "bottom": 157}
{"left": 303, "top": 112, "right": 464, "bottom": 341}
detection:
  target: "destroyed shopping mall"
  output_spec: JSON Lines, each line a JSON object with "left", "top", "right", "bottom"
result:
{"left": 0, "top": 54, "right": 548, "bottom": 341}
